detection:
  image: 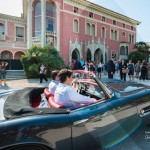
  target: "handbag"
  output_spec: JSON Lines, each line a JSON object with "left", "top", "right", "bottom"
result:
{"left": 0, "top": 69, "right": 4, "bottom": 73}
{"left": 122, "top": 68, "right": 129, "bottom": 73}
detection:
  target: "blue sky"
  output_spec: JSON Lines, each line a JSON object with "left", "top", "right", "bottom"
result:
{"left": 0, "top": 0, "right": 149, "bottom": 42}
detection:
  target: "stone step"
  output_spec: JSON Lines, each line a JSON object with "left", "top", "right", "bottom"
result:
{"left": 5, "top": 70, "right": 27, "bottom": 80}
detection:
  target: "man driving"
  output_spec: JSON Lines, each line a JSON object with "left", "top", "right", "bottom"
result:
{"left": 54, "top": 69, "right": 97, "bottom": 109}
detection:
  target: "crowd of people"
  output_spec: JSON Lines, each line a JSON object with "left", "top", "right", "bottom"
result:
{"left": 71, "top": 58, "right": 107, "bottom": 79}
{"left": 71, "top": 57, "right": 150, "bottom": 82}
{"left": 107, "top": 57, "right": 150, "bottom": 81}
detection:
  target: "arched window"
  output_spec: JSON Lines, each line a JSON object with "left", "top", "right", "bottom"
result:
{"left": 0, "top": 23, "right": 5, "bottom": 34}
{"left": 120, "top": 46, "right": 125, "bottom": 55}
{"left": 126, "top": 46, "right": 128, "bottom": 55}
{"left": 91, "top": 24, "right": 95, "bottom": 36}
{"left": 73, "top": 19, "right": 79, "bottom": 33}
{"left": 46, "top": 2, "right": 56, "bottom": 32}
{"left": 129, "top": 34, "right": 132, "bottom": 43}
{"left": 34, "top": 2, "right": 41, "bottom": 37}
{"left": 132, "top": 35, "right": 134, "bottom": 43}
{"left": 115, "top": 30, "right": 117, "bottom": 40}
{"left": 111, "top": 29, "right": 113, "bottom": 40}
{"left": 122, "top": 32, "right": 125, "bottom": 37}
{"left": 86, "top": 23, "right": 90, "bottom": 35}
{"left": 102, "top": 27, "right": 105, "bottom": 38}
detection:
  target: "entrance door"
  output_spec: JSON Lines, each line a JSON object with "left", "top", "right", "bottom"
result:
{"left": 94, "top": 49, "right": 102, "bottom": 63}
{"left": 72, "top": 49, "right": 80, "bottom": 60}
{"left": 87, "top": 49, "right": 91, "bottom": 62}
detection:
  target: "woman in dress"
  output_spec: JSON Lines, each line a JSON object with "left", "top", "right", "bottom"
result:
{"left": 97, "top": 61, "right": 102, "bottom": 79}
{"left": 127, "top": 60, "right": 134, "bottom": 81}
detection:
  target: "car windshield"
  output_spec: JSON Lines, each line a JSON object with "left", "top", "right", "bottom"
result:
{"left": 72, "top": 71, "right": 114, "bottom": 99}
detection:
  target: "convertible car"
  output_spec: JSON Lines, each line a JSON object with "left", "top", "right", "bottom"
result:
{"left": 0, "top": 70, "right": 150, "bottom": 150}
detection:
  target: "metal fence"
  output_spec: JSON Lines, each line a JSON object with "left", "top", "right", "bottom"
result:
{"left": 0, "top": 59, "right": 23, "bottom": 70}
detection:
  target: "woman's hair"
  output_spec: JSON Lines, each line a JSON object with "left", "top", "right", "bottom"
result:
{"left": 57, "top": 69, "right": 73, "bottom": 83}
{"left": 51, "top": 70, "right": 60, "bottom": 80}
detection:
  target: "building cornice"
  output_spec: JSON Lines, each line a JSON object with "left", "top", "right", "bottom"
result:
{"left": 65, "top": 0, "right": 141, "bottom": 26}
{"left": 0, "top": 13, "right": 26, "bottom": 24}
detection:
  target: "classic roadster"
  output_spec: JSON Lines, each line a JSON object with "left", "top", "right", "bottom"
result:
{"left": 0, "top": 70, "right": 150, "bottom": 150}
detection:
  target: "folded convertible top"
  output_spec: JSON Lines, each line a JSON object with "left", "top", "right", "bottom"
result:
{"left": 3, "top": 87, "right": 68, "bottom": 119}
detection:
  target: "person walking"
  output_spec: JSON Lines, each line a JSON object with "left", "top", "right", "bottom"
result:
{"left": 39, "top": 63, "right": 48, "bottom": 83}
{"left": 127, "top": 60, "right": 134, "bottom": 81}
{"left": 0, "top": 61, "right": 8, "bottom": 85}
{"left": 119, "top": 59, "right": 127, "bottom": 81}
{"left": 107, "top": 56, "right": 116, "bottom": 78}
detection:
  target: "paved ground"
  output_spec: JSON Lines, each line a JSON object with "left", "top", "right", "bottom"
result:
{"left": 0, "top": 73, "right": 150, "bottom": 92}
{"left": 0, "top": 78, "right": 50, "bottom": 92}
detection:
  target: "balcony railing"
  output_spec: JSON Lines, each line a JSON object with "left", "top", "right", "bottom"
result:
{"left": 46, "top": 31, "right": 56, "bottom": 37}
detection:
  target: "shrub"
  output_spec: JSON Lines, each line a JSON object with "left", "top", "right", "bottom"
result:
{"left": 20, "top": 46, "right": 65, "bottom": 78}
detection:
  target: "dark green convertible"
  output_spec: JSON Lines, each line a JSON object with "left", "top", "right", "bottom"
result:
{"left": 0, "top": 70, "right": 150, "bottom": 150}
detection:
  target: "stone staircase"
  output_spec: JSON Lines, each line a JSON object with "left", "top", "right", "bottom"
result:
{"left": 6, "top": 70, "right": 27, "bottom": 80}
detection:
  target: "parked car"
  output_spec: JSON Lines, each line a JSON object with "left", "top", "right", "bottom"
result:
{"left": 0, "top": 70, "right": 150, "bottom": 150}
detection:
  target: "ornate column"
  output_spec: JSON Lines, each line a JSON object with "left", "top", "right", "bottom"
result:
{"left": 41, "top": 0, "right": 46, "bottom": 47}
{"left": 27, "top": 0, "right": 33, "bottom": 49}
{"left": 5, "top": 20, "right": 8, "bottom": 36}
{"left": 103, "top": 39, "right": 106, "bottom": 64}
{"left": 56, "top": 2, "right": 60, "bottom": 51}
{"left": 91, "top": 38, "right": 95, "bottom": 61}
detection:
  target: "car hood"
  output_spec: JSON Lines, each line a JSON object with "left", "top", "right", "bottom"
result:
{"left": 102, "top": 79, "right": 150, "bottom": 96}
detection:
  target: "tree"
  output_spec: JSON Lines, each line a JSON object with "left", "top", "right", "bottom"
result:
{"left": 20, "top": 46, "right": 65, "bottom": 78}
{"left": 133, "top": 41, "right": 150, "bottom": 61}
{"left": 128, "top": 51, "right": 144, "bottom": 64}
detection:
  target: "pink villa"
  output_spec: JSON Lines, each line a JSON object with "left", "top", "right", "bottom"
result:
{"left": 0, "top": 0, "right": 140, "bottom": 68}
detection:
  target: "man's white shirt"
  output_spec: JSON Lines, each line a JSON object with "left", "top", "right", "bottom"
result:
{"left": 48, "top": 80, "right": 59, "bottom": 95}
{"left": 54, "top": 83, "right": 94, "bottom": 109}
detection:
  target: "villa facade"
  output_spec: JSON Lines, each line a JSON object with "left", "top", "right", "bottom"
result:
{"left": 0, "top": 0, "right": 140, "bottom": 67}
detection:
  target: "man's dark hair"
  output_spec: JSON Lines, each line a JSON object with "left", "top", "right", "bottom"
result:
{"left": 57, "top": 69, "right": 73, "bottom": 83}
{"left": 51, "top": 70, "right": 60, "bottom": 80}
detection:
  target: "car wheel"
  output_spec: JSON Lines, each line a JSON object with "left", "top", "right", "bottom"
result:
{"left": 4, "top": 144, "right": 50, "bottom": 150}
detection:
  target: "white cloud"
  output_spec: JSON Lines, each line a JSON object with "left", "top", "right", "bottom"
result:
{"left": 0, "top": 0, "right": 22, "bottom": 17}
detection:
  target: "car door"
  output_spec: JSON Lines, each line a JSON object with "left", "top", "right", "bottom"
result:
{"left": 69, "top": 96, "right": 141, "bottom": 150}
{"left": 135, "top": 90, "right": 150, "bottom": 123}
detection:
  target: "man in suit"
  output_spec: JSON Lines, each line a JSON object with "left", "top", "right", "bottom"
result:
{"left": 74, "top": 59, "right": 83, "bottom": 70}
{"left": 107, "top": 56, "right": 116, "bottom": 78}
